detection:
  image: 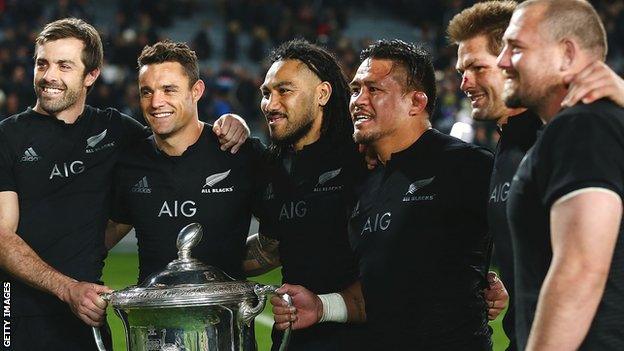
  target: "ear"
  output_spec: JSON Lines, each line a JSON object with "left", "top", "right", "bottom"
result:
{"left": 191, "top": 79, "right": 206, "bottom": 102}
{"left": 317, "top": 81, "right": 332, "bottom": 107}
{"left": 84, "top": 68, "right": 100, "bottom": 89}
{"left": 408, "top": 91, "right": 429, "bottom": 117}
{"left": 560, "top": 38, "right": 577, "bottom": 72}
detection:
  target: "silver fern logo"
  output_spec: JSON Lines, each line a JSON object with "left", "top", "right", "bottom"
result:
{"left": 314, "top": 168, "right": 343, "bottom": 192}
{"left": 87, "top": 129, "right": 107, "bottom": 147}
{"left": 85, "top": 129, "right": 115, "bottom": 153}
{"left": 202, "top": 170, "right": 234, "bottom": 194}
{"left": 316, "top": 168, "right": 342, "bottom": 186}
{"left": 403, "top": 176, "right": 435, "bottom": 202}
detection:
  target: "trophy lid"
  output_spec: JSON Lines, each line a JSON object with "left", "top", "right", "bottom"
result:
{"left": 107, "top": 223, "right": 257, "bottom": 309}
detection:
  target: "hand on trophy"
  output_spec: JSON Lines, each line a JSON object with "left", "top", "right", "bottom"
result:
{"left": 272, "top": 284, "right": 322, "bottom": 331}
{"left": 484, "top": 271, "right": 509, "bottom": 320}
{"left": 61, "top": 281, "right": 113, "bottom": 326}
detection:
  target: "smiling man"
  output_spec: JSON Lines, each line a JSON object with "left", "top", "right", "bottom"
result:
{"left": 0, "top": 18, "right": 146, "bottom": 350}
{"left": 498, "top": 0, "right": 624, "bottom": 349}
{"left": 106, "top": 41, "right": 265, "bottom": 297}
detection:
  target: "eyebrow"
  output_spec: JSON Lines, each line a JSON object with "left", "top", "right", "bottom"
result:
{"left": 260, "top": 81, "right": 295, "bottom": 91}
{"left": 57, "top": 59, "right": 77, "bottom": 66}
{"left": 457, "top": 57, "right": 477, "bottom": 72}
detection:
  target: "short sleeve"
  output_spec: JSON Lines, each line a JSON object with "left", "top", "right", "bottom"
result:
{"left": 0, "top": 129, "right": 16, "bottom": 192}
{"left": 537, "top": 112, "right": 624, "bottom": 207}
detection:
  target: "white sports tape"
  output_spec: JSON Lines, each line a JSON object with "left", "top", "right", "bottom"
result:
{"left": 318, "top": 293, "right": 348, "bottom": 323}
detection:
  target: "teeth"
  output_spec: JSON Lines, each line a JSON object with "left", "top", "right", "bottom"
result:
{"left": 153, "top": 112, "right": 173, "bottom": 118}
{"left": 43, "top": 87, "right": 62, "bottom": 94}
{"left": 354, "top": 115, "right": 371, "bottom": 122}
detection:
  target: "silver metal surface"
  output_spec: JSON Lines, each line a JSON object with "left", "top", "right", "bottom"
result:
{"left": 93, "top": 223, "right": 291, "bottom": 351}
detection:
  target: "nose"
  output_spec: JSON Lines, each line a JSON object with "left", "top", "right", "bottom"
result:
{"left": 151, "top": 90, "right": 166, "bottom": 109}
{"left": 263, "top": 92, "right": 281, "bottom": 113}
{"left": 40, "top": 65, "right": 60, "bottom": 83}
{"left": 350, "top": 88, "right": 368, "bottom": 115}
{"left": 496, "top": 44, "right": 512, "bottom": 70}
{"left": 459, "top": 71, "right": 474, "bottom": 93}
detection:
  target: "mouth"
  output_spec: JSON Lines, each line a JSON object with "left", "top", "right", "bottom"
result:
{"left": 39, "top": 86, "right": 65, "bottom": 97}
{"left": 352, "top": 113, "right": 373, "bottom": 127}
{"left": 266, "top": 112, "right": 286, "bottom": 125}
{"left": 467, "top": 93, "right": 486, "bottom": 107}
{"left": 150, "top": 111, "right": 174, "bottom": 118}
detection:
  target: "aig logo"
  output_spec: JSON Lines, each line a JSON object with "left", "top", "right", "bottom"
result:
{"left": 49, "top": 161, "right": 84, "bottom": 179}
{"left": 279, "top": 201, "right": 307, "bottom": 220}
{"left": 489, "top": 182, "right": 510, "bottom": 203}
{"left": 158, "top": 200, "right": 197, "bottom": 218}
{"left": 361, "top": 212, "right": 392, "bottom": 236}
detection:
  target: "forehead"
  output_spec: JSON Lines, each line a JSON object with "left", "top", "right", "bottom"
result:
{"left": 352, "top": 58, "right": 394, "bottom": 83}
{"left": 504, "top": 6, "right": 544, "bottom": 43}
{"left": 138, "top": 61, "right": 189, "bottom": 85}
{"left": 263, "top": 59, "right": 314, "bottom": 86}
{"left": 457, "top": 35, "right": 497, "bottom": 68}
{"left": 35, "top": 37, "right": 85, "bottom": 63}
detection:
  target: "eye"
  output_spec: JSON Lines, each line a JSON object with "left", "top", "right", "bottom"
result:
{"left": 59, "top": 64, "right": 71, "bottom": 71}
{"left": 140, "top": 90, "right": 152, "bottom": 98}
{"left": 278, "top": 87, "right": 290, "bottom": 95}
{"left": 350, "top": 86, "right": 360, "bottom": 95}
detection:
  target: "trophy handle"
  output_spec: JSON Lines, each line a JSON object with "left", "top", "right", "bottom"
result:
{"left": 251, "top": 285, "right": 292, "bottom": 351}
{"left": 92, "top": 327, "right": 108, "bottom": 351}
{"left": 91, "top": 292, "right": 112, "bottom": 351}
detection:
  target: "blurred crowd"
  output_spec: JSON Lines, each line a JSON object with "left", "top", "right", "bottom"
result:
{"left": 1, "top": 0, "right": 623, "bottom": 149}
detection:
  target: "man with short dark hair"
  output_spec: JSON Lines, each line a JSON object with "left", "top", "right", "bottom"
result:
{"left": 498, "top": 0, "right": 624, "bottom": 349}
{"left": 274, "top": 39, "right": 495, "bottom": 350}
{"left": 0, "top": 18, "right": 144, "bottom": 350}
{"left": 106, "top": 40, "right": 265, "bottom": 287}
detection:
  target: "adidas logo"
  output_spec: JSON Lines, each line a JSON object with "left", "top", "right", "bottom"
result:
{"left": 265, "top": 183, "right": 275, "bottom": 200}
{"left": 21, "top": 147, "right": 41, "bottom": 162}
{"left": 131, "top": 176, "right": 152, "bottom": 193}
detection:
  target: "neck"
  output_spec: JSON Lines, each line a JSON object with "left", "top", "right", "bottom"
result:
{"left": 373, "top": 117, "right": 431, "bottom": 164}
{"left": 535, "top": 88, "right": 567, "bottom": 123}
{"left": 155, "top": 119, "right": 204, "bottom": 156}
{"left": 497, "top": 107, "right": 527, "bottom": 127}
{"left": 33, "top": 96, "right": 87, "bottom": 124}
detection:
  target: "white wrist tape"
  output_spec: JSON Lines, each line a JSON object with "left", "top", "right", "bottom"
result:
{"left": 318, "top": 293, "right": 348, "bottom": 323}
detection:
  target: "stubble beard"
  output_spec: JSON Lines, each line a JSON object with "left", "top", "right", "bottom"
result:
{"left": 35, "top": 83, "right": 81, "bottom": 115}
{"left": 270, "top": 107, "right": 317, "bottom": 147}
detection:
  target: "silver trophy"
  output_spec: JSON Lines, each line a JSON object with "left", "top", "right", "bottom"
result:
{"left": 92, "top": 223, "right": 292, "bottom": 351}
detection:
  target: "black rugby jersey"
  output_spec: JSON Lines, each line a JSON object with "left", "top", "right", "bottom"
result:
{"left": 259, "top": 137, "right": 365, "bottom": 351}
{"left": 349, "top": 129, "right": 493, "bottom": 350}
{"left": 488, "top": 110, "right": 541, "bottom": 350}
{"left": 508, "top": 100, "right": 624, "bottom": 350}
{"left": 112, "top": 125, "right": 266, "bottom": 282}
{"left": 0, "top": 106, "right": 146, "bottom": 316}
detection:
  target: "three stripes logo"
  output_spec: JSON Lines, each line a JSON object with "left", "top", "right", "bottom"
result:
{"left": 131, "top": 176, "right": 152, "bottom": 193}
{"left": 21, "top": 147, "right": 41, "bottom": 162}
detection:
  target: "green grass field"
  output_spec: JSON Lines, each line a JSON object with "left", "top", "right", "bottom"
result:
{"left": 102, "top": 253, "right": 509, "bottom": 350}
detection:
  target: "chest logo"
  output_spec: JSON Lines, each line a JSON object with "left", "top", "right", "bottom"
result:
{"left": 489, "top": 182, "right": 511, "bottom": 203}
{"left": 314, "top": 168, "right": 343, "bottom": 192}
{"left": 202, "top": 169, "right": 234, "bottom": 194}
{"left": 279, "top": 200, "right": 307, "bottom": 220}
{"left": 85, "top": 129, "right": 115, "bottom": 153}
{"left": 131, "top": 176, "right": 152, "bottom": 194}
{"left": 402, "top": 176, "right": 435, "bottom": 202}
{"left": 361, "top": 212, "right": 392, "bottom": 236}
{"left": 20, "top": 147, "right": 41, "bottom": 162}
{"left": 265, "top": 183, "right": 275, "bottom": 200}
{"left": 49, "top": 160, "right": 84, "bottom": 179}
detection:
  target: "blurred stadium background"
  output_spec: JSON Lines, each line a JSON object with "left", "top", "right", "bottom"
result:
{"left": 2, "top": 0, "right": 623, "bottom": 349}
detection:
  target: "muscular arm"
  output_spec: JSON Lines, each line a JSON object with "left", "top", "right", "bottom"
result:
{"left": 0, "top": 191, "right": 111, "bottom": 326}
{"left": 526, "top": 190, "right": 622, "bottom": 350}
{"left": 105, "top": 220, "right": 133, "bottom": 250}
{"left": 243, "top": 233, "right": 281, "bottom": 277}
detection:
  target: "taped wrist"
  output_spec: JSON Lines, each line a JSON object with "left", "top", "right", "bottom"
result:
{"left": 318, "top": 293, "right": 348, "bottom": 323}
